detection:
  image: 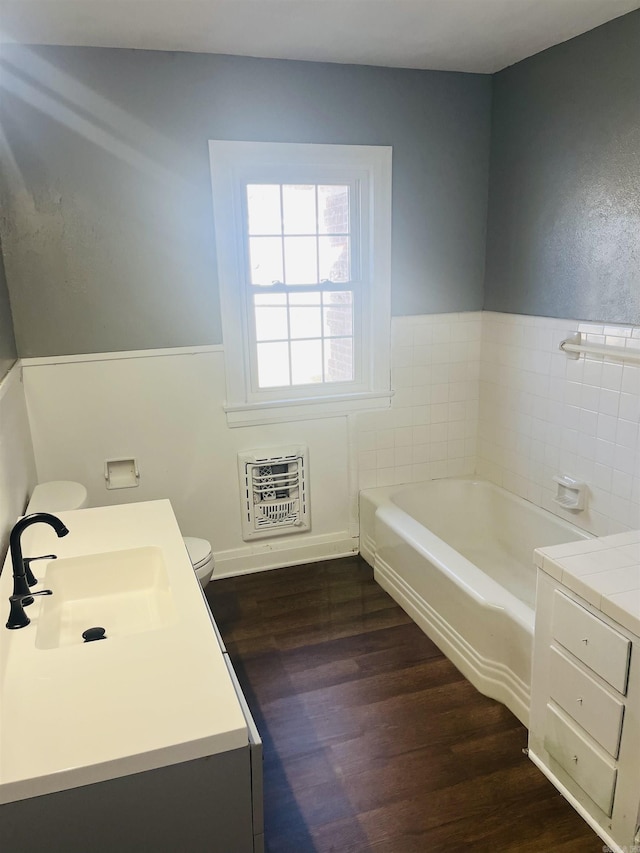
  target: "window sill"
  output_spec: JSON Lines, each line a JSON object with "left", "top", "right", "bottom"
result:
{"left": 224, "top": 390, "right": 392, "bottom": 427}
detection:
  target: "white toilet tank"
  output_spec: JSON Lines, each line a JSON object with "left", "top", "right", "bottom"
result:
{"left": 26, "top": 481, "right": 89, "bottom": 514}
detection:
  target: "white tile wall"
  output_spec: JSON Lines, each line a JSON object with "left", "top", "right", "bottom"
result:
{"left": 353, "top": 312, "right": 481, "bottom": 490}
{"left": 478, "top": 313, "right": 640, "bottom": 536}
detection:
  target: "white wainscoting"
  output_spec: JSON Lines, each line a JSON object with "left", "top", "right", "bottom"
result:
{"left": 21, "top": 348, "right": 357, "bottom": 576}
{"left": 18, "top": 311, "right": 640, "bottom": 577}
{"left": 0, "top": 362, "right": 37, "bottom": 560}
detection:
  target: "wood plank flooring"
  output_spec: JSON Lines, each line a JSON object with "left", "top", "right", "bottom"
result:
{"left": 206, "top": 556, "right": 603, "bottom": 853}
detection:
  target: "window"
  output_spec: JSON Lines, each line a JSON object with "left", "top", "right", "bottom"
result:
{"left": 209, "top": 142, "right": 392, "bottom": 426}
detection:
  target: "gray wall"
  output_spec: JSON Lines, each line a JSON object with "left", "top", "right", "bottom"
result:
{"left": 0, "top": 47, "right": 491, "bottom": 357}
{"left": 484, "top": 11, "right": 640, "bottom": 324}
{"left": 0, "top": 237, "right": 17, "bottom": 378}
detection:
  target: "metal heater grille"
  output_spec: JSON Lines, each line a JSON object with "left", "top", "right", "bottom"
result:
{"left": 238, "top": 447, "right": 310, "bottom": 540}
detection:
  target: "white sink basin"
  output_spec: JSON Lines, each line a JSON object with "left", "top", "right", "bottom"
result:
{"left": 35, "top": 546, "right": 177, "bottom": 649}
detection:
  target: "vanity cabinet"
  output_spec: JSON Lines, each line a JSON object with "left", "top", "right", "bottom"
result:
{"left": 529, "top": 569, "right": 640, "bottom": 853}
{"left": 0, "top": 599, "right": 263, "bottom": 853}
{"left": 0, "top": 747, "right": 256, "bottom": 853}
{"left": 0, "top": 500, "right": 263, "bottom": 853}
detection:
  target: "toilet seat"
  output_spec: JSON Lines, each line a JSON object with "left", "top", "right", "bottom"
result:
{"left": 183, "top": 537, "right": 212, "bottom": 569}
{"left": 183, "top": 536, "right": 215, "bottom": 588}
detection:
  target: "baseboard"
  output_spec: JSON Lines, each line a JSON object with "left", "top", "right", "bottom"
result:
{"left": 213, "top": 532, "right": 359, "bottom": 579}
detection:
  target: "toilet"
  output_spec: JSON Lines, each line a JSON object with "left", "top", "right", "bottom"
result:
{"left": 26, "top": 481, "right": 215, "bottom": 588}
{"left": 26, "top": 480, "right": 89, "bottom": 514}
{"left": 182, "top": 537, "right": 215, "bottom": 588}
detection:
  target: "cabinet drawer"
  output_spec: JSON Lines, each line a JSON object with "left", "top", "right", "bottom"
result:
{"left": 549, "top": 646, "right": 624, "bottom": 758}
{"left": 552, "top": 591, "right": 630, "bottom": 693}
{"left": 544, "top": 703, "right": 617, "bottom": 816}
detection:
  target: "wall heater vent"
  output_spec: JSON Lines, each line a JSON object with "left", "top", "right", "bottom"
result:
{"left": 238, "top": 446, "right": 310, "bottom": 541}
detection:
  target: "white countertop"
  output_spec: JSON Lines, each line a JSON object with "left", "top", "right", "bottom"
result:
{"left": 535, "top": 529, "right": 640, "bottom": 636}
{"left": 0, "top": 500, "right": 248, "bottom": 805}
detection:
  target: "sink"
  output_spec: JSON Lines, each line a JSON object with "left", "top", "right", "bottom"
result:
{"left": 35, "top": 546, "right": 177, "bottom": 649}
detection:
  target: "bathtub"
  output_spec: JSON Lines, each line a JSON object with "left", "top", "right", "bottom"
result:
{"left": 359, "top": 478, "right": 591, "bottom": 726}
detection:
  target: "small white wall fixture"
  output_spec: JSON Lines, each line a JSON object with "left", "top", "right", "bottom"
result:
{"left": 238, "top": 446, "right": 310, "bottom": 541}
{"left": 552, "top": 475, "right": 587, "bottom": 511}
{"left": 104, "top": 457, "right": 140, "bottom": 490}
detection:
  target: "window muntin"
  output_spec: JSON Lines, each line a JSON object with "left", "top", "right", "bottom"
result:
{"left": 245, "top": 182, "right": 358, "bottom": 391}
{"left": 246, "top": 183, "right": 352, "bottom": 286}
{"left": 252, "top": 289, "right": 354, "bottom": 388}
{"left": 208, "top": 141, "right": 391, "bottom": 425}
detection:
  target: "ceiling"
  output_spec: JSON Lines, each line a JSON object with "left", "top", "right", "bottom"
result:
{"left": 0, "top": 0, "right": 638, "bottom": 74}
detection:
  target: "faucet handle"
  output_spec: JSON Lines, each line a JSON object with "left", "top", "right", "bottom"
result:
{"left": 6, "top": 589, "right": 53, "bottom": 630}
{"left": 23, "top": 554, "right": 57, "bottom": 587}
{"left": 10, "top": 589, "right": 53, "bottom": 603}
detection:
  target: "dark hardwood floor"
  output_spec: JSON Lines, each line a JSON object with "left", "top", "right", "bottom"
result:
{"left": 206, "top": 556, "right": 603, "bottom": 853}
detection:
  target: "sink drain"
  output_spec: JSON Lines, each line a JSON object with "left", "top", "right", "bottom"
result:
{"left": 82, "top": 626, "right": 107, "bottom": 642}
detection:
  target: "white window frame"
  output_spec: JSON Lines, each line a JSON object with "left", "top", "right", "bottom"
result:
{"left": 209, "top": 141, "right": 392, "bottom": 426}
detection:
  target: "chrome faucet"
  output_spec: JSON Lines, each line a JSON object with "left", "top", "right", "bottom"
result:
{"left": 6, "top": 512, "right": 69, "bottom": 629}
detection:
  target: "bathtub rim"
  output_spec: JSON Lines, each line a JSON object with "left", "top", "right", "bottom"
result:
{"left": 360, "top": 478, "right": 593, "bottom": 626}
{"left": 374, "top": 500, "right": 535, "bottom": 634}
{"left": 361, "top": 477, "right": 595, "bottom": 545}
{"left": 359, "top": 477, "right": 595, "bottom": 727}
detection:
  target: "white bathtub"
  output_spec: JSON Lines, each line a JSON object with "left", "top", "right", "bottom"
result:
{"left": 359, "top": 478, "right": 591, "bottom": 726}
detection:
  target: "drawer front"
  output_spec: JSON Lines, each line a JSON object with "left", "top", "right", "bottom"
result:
{"left": 544, "top": 703, "right": 617, "bottom": 816}
{"left": 549, "top": 646, "right": 624, "bottom": 758}
{"left": 552, "top": 591, "right": 630, "bottom": 693}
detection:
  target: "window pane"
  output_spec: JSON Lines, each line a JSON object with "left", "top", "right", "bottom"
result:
{"left": 282, "top": 185, "right": 316, "bottom": 234}
{"left": 284, "top": 236, "right": 317, "bottom": 284}
{"left": 254, "top": 306, "right": 288, "bottom": 341}
{"left": 318, "top": 185, "right": 349, "bottom": 234}
{"left": 247, "top": 184, "right": 281, "bottom": 235}
{"left": 254, "top": 293, "right": 286, "bottom": 306}
{"left": 257, "top": 342, "right": 290, "bottom": 387}
{"left": 289, "top": 292, "right": 320, "bottom": 305}
{"left": 323, "top": 290, "right": 352, "bottom": 305}
{"left": 319, "top": 235, "right": 350, "bottom": 282}
{"left": 323, "top": 300, "right": 353, "bottom": 337}
{"left": 324, "top": 337, "right": 353, "bottom": 382}
{"left": 290, "top": 306, "right": 322, "bottom": 340}
{"left": 249, "top": 237, "right": 283, "bottom": 285}
{"left": 291, "top": 340, "right": 323, "bottom": 384}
